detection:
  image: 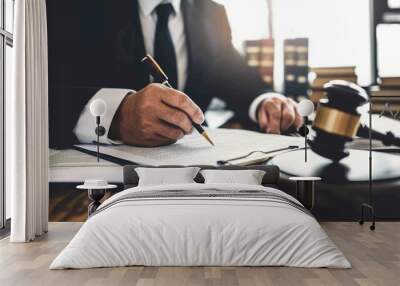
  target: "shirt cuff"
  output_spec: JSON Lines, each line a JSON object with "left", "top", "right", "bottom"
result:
{"left": 73, "top": 88, "right": 135, "bottom": 145}
{"left": 248, "top": 92, "right": 287, "bottom": 122}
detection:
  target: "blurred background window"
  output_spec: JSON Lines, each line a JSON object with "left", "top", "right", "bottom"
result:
{"left": 388, "top": 0, "right": 400, "bottom": 9}
{"left": 214, "top": 0, "right": 271, "bottom": 52}
{"left": 377, "top": 24, "right": 400, "bottom": 77}
{"left": 216, "top": 0, "right": 373, "bottom": 89}
{"left": 1, "top": 0, "right": 14, "bottom": 229}
{"left": 5, "top": 0, "right": 13, "bottom": 33}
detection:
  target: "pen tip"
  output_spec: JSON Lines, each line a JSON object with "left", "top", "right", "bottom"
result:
{"left": 203, "top": 133, "right": 215, "bottom": 146}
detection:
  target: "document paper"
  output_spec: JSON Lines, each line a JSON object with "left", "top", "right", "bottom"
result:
{"left": 75, "top": 128, "right": 304, "bottom": 166}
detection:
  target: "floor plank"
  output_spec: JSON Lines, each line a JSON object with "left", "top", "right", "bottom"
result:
{"left": 0, "top": 222, "right": 399, "bottom": 286}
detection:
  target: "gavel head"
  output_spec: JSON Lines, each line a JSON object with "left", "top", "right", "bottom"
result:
{"left": 309, "top": 80, "right": 368, "bottom": 162}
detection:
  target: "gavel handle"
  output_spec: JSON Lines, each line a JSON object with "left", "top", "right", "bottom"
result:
{"left": 357, "top": 124, "right": 400, "bottom": 147}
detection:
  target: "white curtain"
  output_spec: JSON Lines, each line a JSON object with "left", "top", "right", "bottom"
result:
{"left": 10, "top": 0, "right": 49, "bottom": 242}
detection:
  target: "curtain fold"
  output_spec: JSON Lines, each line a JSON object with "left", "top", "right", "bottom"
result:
{"left": 10, "top": 0, "right": 49, "bottom": 242}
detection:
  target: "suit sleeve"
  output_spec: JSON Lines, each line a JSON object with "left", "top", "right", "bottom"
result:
{"left": 207, "top": 6, "right": 272, "bottom": 120}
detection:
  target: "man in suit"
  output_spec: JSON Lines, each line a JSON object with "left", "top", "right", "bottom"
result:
{"left": 47, "top": 0, "right": 302, "bottom": 149}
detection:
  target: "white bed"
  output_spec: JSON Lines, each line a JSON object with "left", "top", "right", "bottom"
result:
{"left": 50, "top": 183, "right": 350, "bottom": 269}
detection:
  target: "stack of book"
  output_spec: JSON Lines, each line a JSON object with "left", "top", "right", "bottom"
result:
{"left": 309, "top": 66, "right": 357, "bottom": 103}
{"left": 244, "top": 39, "right": 274, "bottom": 88}
{"left": 370, "top": 77, "right": 400, "bottom": 114}
{"left": 283, "top": 38, "right": 309, "bottom": 100}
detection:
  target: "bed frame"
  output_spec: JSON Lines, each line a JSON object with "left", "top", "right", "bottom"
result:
{"left": 123, "top": 165, "right": 281, "bottom": 189}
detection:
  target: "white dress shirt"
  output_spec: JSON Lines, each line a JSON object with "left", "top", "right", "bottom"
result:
{"left": 140, "top": 0, "right": 188, "bottom": 91}
{"left": 73, "top": 0, "right": 273, "bottom": 144}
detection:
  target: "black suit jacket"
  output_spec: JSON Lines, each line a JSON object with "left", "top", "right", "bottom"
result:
{"left": 47, "top": 0, "right": 270, "bottom": 149}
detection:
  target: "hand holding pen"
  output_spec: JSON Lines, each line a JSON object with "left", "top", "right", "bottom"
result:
{"left": 110, "top": 67, "right": 207, "bottom": 147}
{"left": 142, "top": 54, "right": 215, "bottom": 146}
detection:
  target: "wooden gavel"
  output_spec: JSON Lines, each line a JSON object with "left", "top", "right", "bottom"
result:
{"left": 308, "top": 80, "right": 400, "bottom": 162}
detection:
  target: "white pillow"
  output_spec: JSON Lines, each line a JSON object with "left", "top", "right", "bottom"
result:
{"left": 200, "top": 169, "right": 266, "bottom": 185}
{"left": 135, "top": 167, "right": 200, "bottom": 186}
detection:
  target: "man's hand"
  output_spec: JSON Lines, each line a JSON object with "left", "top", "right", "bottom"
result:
{"left": 113, "top": 83, "right": 204, "bottom": 146}
{"left": 257, "top": 95, "right": 303, "bottom": 134}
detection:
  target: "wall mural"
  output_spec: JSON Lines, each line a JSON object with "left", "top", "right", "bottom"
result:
{"left": 47, "top": 0, "right": 400, "bottom": 223}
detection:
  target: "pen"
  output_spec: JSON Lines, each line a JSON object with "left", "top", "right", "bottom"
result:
{"left": 141, "top": 54, "right": 215, "bottom": 146}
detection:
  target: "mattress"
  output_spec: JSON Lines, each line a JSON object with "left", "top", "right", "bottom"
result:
{"left": 50, "top": 183, "right": 350, "bottom": 269}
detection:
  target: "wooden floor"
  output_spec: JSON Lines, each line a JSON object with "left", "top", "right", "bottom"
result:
{"left": 0, "top": 222, "right": 399, "bottom": 286}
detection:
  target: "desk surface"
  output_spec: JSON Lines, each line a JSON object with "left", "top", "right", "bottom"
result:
{"left": 50, "top": 149, "right": 123, "bottom": 183}
{"left": 50, "top": 114, "right": 400, "bottom": 183}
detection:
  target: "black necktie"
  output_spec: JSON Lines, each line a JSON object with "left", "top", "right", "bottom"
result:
{"left": 154, "top": 3, "right": 178, "bottom": 89}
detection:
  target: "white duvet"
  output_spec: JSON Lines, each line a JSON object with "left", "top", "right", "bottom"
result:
{"left": 50, "top": 183, "right": 350, "bottom": 269}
